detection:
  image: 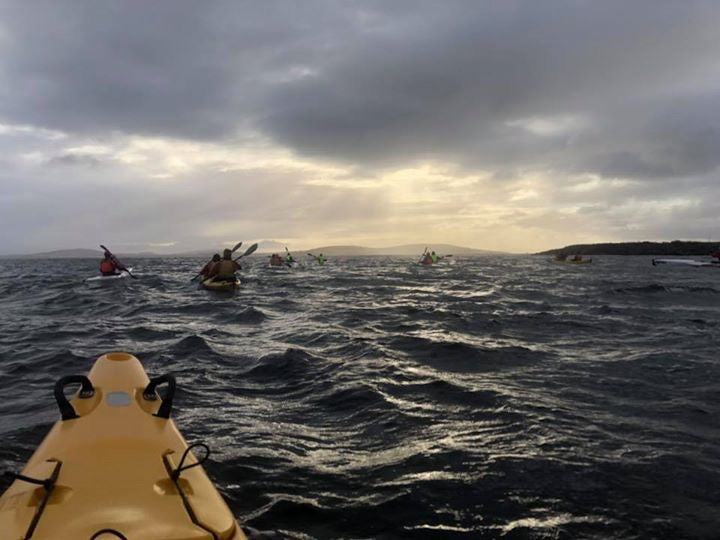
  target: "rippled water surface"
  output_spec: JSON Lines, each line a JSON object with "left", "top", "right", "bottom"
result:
{"left": 1, "top": 255, "right": 719, "bottom": 539}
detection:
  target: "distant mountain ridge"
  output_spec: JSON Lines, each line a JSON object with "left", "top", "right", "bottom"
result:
{"left": 303, "top": 244, "right": 501, "bottom": 256}
{"left": 0, "top": 248, "right": 158, "bottom": 259}
{"left": 537, "top": 240, "right": 720, "bottom": 256}
{"left": 1, "top": 243, "right": 502, "bottom": 258}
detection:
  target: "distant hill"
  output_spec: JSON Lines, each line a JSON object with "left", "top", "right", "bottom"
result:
{"left": 2, "top": 243, "right": 502, "bottom": 259}
{"left": 0, "top": 248, "right": 161, "bottom": 259}
{"left": 0, "top": 248, "right": 103, "bottom": 259}
{"left": 537, "top": 240, "right": 720, "bottom": 256}
{"left": 304, "top": 244, "right": 501, "bottom": 256}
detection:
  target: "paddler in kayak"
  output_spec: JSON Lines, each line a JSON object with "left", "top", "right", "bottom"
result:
{"left": 308, "top": 252, "right": 327, "bottom": 265}
{"left": 269, "top": 253, "right": 284, "bottom": 266}
{"left": 421, "top": 252, "right": 433, "bottom": 265}
{"left": 284, "top": 248, "right": 295, "bottom": 267}
{"left": 198, "top": 253, "right": 221, "bottom": 279}
{"left": 207, "top": 248, "right": 241, "bottom": 282}
{"left": 99, "top": 251, "right": 119, "bottom": 276}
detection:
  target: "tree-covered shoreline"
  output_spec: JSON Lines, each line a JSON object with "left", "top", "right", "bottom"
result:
{"left": 536, "top": 241, "right": 719, "bottom": 256}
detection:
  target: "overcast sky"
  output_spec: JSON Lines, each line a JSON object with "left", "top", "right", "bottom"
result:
{"left": 1, "top": 0, "right": 719, "bottom": 254}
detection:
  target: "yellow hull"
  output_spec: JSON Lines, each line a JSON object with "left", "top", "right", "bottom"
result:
{"left": 201, "top": 278, "right": 240, "bottom": 291}
{"left": 0, "top": 353, "right": 246, "bottom": 540}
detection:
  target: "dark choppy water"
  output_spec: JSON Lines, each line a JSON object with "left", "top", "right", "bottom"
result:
{"left": 1, "top": 255, "right": 719, "bottom": 539}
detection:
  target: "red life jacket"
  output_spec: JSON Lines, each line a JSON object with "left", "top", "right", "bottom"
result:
{"left": 100, "top": 260, "right": 116, "bottom": 273}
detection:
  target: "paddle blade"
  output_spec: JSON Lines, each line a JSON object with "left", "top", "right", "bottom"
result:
{"left": 238, "top": 243, "right": 258, "bottom": 258}
{"left": 231, "top": 241, "right": 243, "bottom": 252}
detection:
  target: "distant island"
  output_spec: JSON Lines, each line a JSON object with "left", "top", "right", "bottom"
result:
{"left": 537, "top": 240, "right": 720, "bottom": 256}
{"left": 0, "top": 243, "right": 501, "bottom": 259}
{"left": 0, "top": 248, "right": 160, "bottom": 259}
{"left": 301, "top": 244, "right": 501, "bottom": 256}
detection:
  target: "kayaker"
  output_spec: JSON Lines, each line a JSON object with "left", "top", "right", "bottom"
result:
{"left": 199, "top": 253, "right": 221, "bottom": 279}
{"left": 572, "top": 255, "right": 583, "bottom": 262}
{"left": 431, "top": 251, "right": 440, "bottom": 263}
{"left": 100, "top": 251, "right": 119, "bottom": 276}
{"left": 285, "top": 252, "right": 295, "bottom": 266}
{"left": 270, "top": 253, "right": 283, "bottom": 266}
{"left": 422, "top": 252, "right": 432, "bottom": 265}
{"left": 308, "top": 252, "right": 327, "bottom": 265}
{"left": 208, "top": 249, "right": 241, "bottom": 280}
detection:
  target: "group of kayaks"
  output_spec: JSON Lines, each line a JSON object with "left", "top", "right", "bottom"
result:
{"left": 84, "top": 243, "right": 330, "bottom": 292}
{"left": 551, "top": 253, "right": 720, "bottom": 268}
{"left": 0, "top": 353, "right": 258, "bottom": 539}
{"left": 86, "top": 244, "right": 456, "bottom": 292}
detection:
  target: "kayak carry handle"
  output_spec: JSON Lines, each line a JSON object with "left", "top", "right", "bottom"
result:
{"left": 54, "top": 375, "right": 95, "bottom": 420}
{"left": 142, "top": 374, "right": 176, "bottom": 419}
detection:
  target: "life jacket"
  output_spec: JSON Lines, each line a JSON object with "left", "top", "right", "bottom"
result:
{"left": 431, "top": 254, "right": 439, "bottom": 263}
{"left": 422, "top": 254, "right": 432, "bottom": 265}
{"left": 100, "top": 260, "right": 116, "bottom": 274}
{"left": 215, "top": 259, "right": 237, "bottom": 276}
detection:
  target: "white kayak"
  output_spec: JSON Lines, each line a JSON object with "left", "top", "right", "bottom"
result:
{"left": 85, "top": 268, "right": 134, "bottom": 282}
{"left": 652, "top": 259, "right": 720, "bottom": 267}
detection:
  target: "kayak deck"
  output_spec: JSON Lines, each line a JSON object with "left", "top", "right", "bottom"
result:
{"left": 0, "top": 353, "right": 245, "bottom": 539}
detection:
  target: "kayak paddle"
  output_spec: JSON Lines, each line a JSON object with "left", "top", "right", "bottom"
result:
{"left": 234, "top": 243, "right": 258, "bottom": 261}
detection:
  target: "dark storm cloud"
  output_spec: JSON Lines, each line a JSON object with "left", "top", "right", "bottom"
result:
{"left": 579, "top": 92, "right": 720, "bottom": 180}
{"left": 258, "top": 1, "right": 720, "bottom": 174}
{"left": 47, "top": 153, "right": 106, "bottom": 167}
{"left": 0, "top": 0, "right": 353, "bottom": 139}
{"left": 1, "top": 0, "right": 718, "bottom": 178}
